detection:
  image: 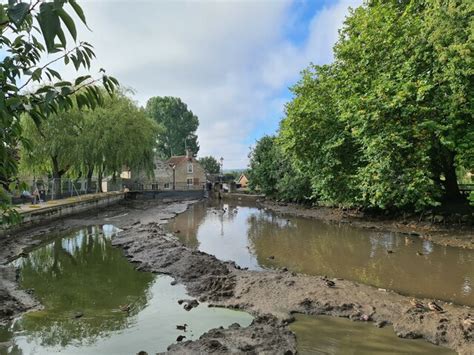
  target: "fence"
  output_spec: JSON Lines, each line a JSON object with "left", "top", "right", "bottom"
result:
{"left": 459, "top": 184, "right": 474, "bottom": 197}
{"left": 12, "top": 177, "right": 123, "bottom": 204}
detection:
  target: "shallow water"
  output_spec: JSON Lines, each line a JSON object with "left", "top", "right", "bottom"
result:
{"left": 289, "top": 314, "right": 455, "bottom": 354}
{"left": 0, "top": 225, "right": 252, "bottom": 355}
{"left": 168, "top": 201, "right": 474, "bottom": 306}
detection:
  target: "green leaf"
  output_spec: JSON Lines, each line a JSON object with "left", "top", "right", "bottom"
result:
{"left": 74, "top": 75, "right": 91, "bottom": 86}
{"left": 109, "top": 76, "right": 120, "bottom": 87}
{"left": 57, "top": 8, "right": 77, "bottom": 41}
{"left": 37, "top": 3, "right": 61, "bottom": 52}
{"left": 54, "top": 81, "right": 72, "bottom": 87}
{"left": 7, "top": 2, "right": 30, "bottom": 26}
{"left": 69, "top": 0, "right": 89, "bottom": 29}
{"left": 56, "top": 27, "right": 67, "bottom": 48}
{"left": 60, "top": 86, "right": 73, "bottom": 96}
{"left": 45, "top": 90, "right": 57, "bottom": 104}
{"left": 32, "top": 68, "right": 42, "bottom": 81}
{"left": 35, "top": 85, "right": 54, "bottom": 94}
{"left": 0, "top": 6, "right": 8, "bottom": 25}
{"left": 47, "top": 68, "right": 62, "bottom": 80}
{"left": 70, "top": 54, "right": 80, "bottom": 70}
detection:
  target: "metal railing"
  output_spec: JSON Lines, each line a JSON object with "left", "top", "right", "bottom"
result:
{"left": 123, "top": 180, "right": 205, "bottom": 192}
{"left": 459, "top": 184, "right": 474, "bottom": 196}
{"left": 12, "top": 177, "right": 123, "bottom": 204}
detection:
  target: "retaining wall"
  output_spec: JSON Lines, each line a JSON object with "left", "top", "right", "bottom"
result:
{"left": 2, "top": 192, "right": 125, "bottom": 233}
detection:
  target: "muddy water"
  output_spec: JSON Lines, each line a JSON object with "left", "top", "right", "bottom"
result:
{"left": 0, "top": 225, "right": 252, "bottom": 355}
{"left": 168, "top": 201, "right": 474, "bottom": 306}
{"left": 289, "top": 314, "right": 454, "bottom": 354}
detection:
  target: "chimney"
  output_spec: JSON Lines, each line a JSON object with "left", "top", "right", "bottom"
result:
{"left": 186, "top": 149, "right": 192, "bottom": 159}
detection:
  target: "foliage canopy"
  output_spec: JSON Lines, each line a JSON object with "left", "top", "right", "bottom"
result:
{"left": 20, "top": 92, "right": 159, "bottom": 196}
{"left": 1, "top": 0, "right": 118, "bottom": 223}
{"left": 145, "top": 96, "right": 199, "bottom": 158}
{"left": 253, "top": 0, "right": 473, "bottom": 211}
{"left": 199, "top": 156, "right": 221, "bottom": 175}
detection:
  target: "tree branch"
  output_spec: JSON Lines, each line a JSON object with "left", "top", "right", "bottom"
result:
{"left": 18, "top": 44, "right": 86, "bottom": 91}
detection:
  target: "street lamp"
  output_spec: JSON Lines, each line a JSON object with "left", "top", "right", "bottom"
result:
{"left": 170, "top": 164, "right": 176, "bottom": 190}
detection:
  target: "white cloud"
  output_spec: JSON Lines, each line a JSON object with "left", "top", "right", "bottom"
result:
{"left": 59, "top": 0, "right": 362, "bottom": 169}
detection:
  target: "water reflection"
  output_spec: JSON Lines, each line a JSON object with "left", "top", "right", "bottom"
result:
{"left": 168, "top": 201, "right": 474, "bottom": 306}
{"left": 0, "top": 226, "right": 253, "bottom": 354}
{"left": 289, "top": 314, "right": 454, "bottom": 354}
{"left": 10, "top": 225, "right": 153, "bottom": 349}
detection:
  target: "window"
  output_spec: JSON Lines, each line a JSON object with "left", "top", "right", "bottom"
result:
{"left": 164, "top": 183, "right": 170, "bottom": 189}
{"left": 187, "top": 163, "right": 193, "bottom": 173}
{"left": 152, "top": 183, "right": 159, "bottom": 190}
{"left": 187, "top": 178, "right": 193, "bottom": 187}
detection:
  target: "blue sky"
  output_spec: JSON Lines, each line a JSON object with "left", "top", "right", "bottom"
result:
{"left": 239, "top": 0, "right": 362, "bottom": 155}
{"left": 16, "top": 0, "right": 363, "bottom": 169}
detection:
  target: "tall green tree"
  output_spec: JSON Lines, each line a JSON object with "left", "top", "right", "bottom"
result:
{"left": 1, "top": 0, "right": 118, "bottom": 223}
{"left": 280, "top": 65, "right": 360, "bottom": 206}
{"left": 145, "top": 96, "right": 199, "bottom": 157}
{"left": 248, "top": 135, "right": 311, "bottom": 202}
{"left": 280, "top": 0, "right": 473, "bottom": 211}
{"left": 199, "top": 156, "right": 221, "bottom": 174}
{"left": 248, "top": 136, "right": 280, "bottom": 196}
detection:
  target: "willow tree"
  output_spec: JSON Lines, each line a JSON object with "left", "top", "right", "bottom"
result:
{"left": 20, "top": 93, "right": 159, "bottom": 194}
{"left": 281, "top": 0, "right": 473, "bottom": 211}
{"left": 80, "top": 93, "right": 159, "bottom": 190}
{"left": 20, "top": 110, "right": 83, "bottom": 197}
{"left": 1, "top": 1, "right": 118, "bottom": 223}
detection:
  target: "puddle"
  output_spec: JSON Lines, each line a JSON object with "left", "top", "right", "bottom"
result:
{"left": 289, "top": 314, "right": 455, "bottom": 354}
{"left": 0, "top": 225, "right": 252, "bottom": 355}
{"left": 168, "top": 201, "right": 474, "bottom": 306}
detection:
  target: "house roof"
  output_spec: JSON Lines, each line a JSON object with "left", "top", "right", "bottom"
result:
{"left": 167, "top": 155, "right": 193, "bottom": 166}
{"left": 238, "top": 173, "right": 248, "bottom": 183}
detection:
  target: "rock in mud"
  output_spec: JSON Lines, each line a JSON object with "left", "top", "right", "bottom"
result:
{"left": 0, "top": 266, "right": 39, "bottom": 325}
{"left": 163, "top": 315, "right": 296, "bottom": 355}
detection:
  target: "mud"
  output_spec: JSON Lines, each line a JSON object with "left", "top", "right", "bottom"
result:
{"left": 260, "top": 200, "right": 474, "bottom": 250}
{"left": 0, "top": 265, "right": 39, "bottom": 326}
{"left": 1, "top": 197, "right": 473, "bottom": 354}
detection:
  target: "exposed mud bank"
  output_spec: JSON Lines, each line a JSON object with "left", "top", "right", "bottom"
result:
{"left": 115, "top": 221, "right": 473, "bottom": 354}
{"left": 0, "top": 265, "right": 39, "bottom": 327}
{"left": 260, "top": 200, "right": 474, "bottom": 250}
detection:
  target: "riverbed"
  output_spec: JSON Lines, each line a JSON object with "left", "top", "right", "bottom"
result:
{"left": 1, "top": 197, "right": 472, "bottom": 354}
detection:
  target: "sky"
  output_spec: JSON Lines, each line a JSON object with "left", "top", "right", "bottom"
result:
{"left": 59, "top": 0, "right": 363, "bottom": 169}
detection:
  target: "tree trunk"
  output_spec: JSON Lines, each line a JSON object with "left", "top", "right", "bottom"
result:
{"left": 51, "top": 156, "right": 62, "bottom": 200}
{"left": 97, "top": 167, "right": 103, "bottom": 193}
{"left": 441, "top": 152, "right": 462, "bottom": 202}
{"left": 86, "top": 166, "right": 94, "bottom": 193}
